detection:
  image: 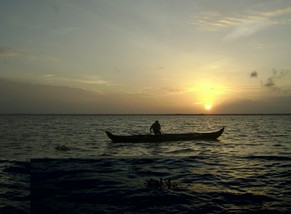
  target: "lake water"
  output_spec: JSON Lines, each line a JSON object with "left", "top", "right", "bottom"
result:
{"left": 1, "top": 114, "right": 291, "bottom": 213}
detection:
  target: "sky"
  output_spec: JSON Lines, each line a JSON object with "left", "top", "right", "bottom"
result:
{"left": 1, "top": 0, "right": 291, "bottom": 114}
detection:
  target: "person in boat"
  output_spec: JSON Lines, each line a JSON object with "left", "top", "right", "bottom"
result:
{"left": 150, "top": 120, "right": 161, "bottom": 135}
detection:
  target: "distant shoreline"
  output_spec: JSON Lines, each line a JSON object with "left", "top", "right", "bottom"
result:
{"left": 1, "top": 113, "right": 291, "bottom": 116}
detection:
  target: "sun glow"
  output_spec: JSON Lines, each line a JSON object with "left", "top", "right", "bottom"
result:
{"left": 205, "top": 104, "right": 212, "bottom": 110}
{"left": 188, "top": 80, "right": 227, "bottom": 113}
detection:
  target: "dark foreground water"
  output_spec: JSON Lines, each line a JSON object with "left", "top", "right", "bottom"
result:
{"left": 1, "top": 115, "right": 291, "bottom": 213}
{"left": 31, "top": 156, "right": 291, "bottom": 214}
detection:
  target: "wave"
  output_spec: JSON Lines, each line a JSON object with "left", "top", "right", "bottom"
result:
{"left": 2, "top": 157, "right": 291, "bottom": 214}
{"left": 214, "top": 191, "right": 275, "bottom": 204}
{"left": 166, "top": 148, "right": 195, "bottom": 155}
{"left": 244, "top": 155, "right": 291, "bottom": 161}
{"left": 0, "top": 160, "right": 30, "bottom": 214}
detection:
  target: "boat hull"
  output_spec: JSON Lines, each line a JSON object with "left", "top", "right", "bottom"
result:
{"left": 106, "top": 127, "right": 224, "bottom": 143}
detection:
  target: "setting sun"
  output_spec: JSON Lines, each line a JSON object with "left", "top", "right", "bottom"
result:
{"left": 205, "top": 104, "right": 212, "bottom": 110}
{"left": 189, "top": 80, "right": 227, "bottom": 113}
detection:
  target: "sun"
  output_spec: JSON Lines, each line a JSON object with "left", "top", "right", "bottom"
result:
{"left": 205, "top": 104, "right": 212, "bottom": 111}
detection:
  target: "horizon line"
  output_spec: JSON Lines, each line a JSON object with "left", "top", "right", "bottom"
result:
{"left": 1, "top": 113, "right": 291, "bottom": 116}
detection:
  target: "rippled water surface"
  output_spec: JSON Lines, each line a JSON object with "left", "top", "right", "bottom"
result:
{"left": 1, "top": 115, "right": 291, "bottom": 213}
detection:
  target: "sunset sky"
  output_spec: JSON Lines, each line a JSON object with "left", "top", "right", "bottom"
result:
{"left": 1, "top": 0, "right": 291, "bottom": 114}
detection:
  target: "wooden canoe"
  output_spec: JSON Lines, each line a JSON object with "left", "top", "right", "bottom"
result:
{"left": 106, "top": 127, "right": 224, "bottom": 143}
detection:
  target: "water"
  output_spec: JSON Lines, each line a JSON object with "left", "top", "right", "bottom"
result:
{"left": 1, "top": 114, "right": 291, "bottom": 213}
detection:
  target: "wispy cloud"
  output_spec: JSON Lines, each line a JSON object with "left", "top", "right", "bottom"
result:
{"left": 191, "top": 11, "right": 241, "bottom": 31}
{"left": 257, "top": 7, "right": 291, "bottom": 18}
{"left": 43, "top": 74, "right": 56, "bottom": 78}
{"left": 0, "top": 47, "right": 59, "bottom": 62}
{"left": 159, "top": 87, "right": 185, "bottom": 94}
{"left": 79, "top": 75, "right": 114, "bottom": 86}
{"left": 263, "top": 69, "right": 289, "bottom": 91}
{"left": 250, "top": 69, "right": 290, "bottom": 93}
{"left": 0, "top": 47, "right": 49, "bottom": 61}
{"left": 42, "top": 74, "right": 118, "bottom": 89}
{"left": 0, "top": 47, "right": 31, "bottom": 57}
{"left": 191, "top": 6, "right": 291, "bottom": 40}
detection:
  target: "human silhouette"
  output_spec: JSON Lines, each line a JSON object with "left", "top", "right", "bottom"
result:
{"left": 150, "top": 120, "right": 161, "bottom": 135}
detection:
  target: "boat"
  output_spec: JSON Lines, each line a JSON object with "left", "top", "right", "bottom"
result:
{"left": 106, "top": 127, "right": 224, "bottom": 143}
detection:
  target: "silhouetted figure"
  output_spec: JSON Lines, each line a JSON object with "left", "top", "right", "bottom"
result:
{"left": 150, "top": 120, "right": 161, "bottom": 135}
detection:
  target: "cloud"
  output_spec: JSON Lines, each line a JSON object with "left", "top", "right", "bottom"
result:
{"left": 258, "top": 7, "right": 291, "bottom": 18}
{"left": 63, "top": 75, "right": 118, "bottom": 88}
{"left": 191, "top": 6, "right": 291, "bottom": 40}
{"left": 0, "top": 48, "right": 42, "bottom": 60}
{"left": 0, "top": 78, "right": 189, "bottom": 114}
{"left": 251, "top": 69, "right": 289, "bottom": 94}
{"left": 263, "top": 69, "right": 289, "bottom": 91}
{"left": 0, "top": 78, "right": 102, "bottom": 114}
{"left": 191, "top": 11, "right": 240, "bottom": 31}
{"left": 79, "top": 75, "right": 113, "bottom": 86}
{"left": 250, "top": 71, "right": 258, "bottom": 78}
{"left": 0, "top": 47, "right": 27, "bottom": 57}
{"left": 264, "top": 77, "right": 275, "bottom": 87}
{"left": 43, "top": 74, "right": 56, "bottom": 78}
{"left": 224, "top": 17, "right": 271, "bottom": 40}
{"left": 272, "top": 69, "right": 289, "bottom": 79}
{"left": 0, "top": 47, "right": 58, "bottom": 62}
{"left": 159, "top": 87, "right": 185, "bottom": 94}
{"left": 250, "top": 69, "right": 290, "bottom": 94}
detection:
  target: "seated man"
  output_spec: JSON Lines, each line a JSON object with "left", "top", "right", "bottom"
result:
{"left": 150, "top": 121, "right": 161, "bottom": 135}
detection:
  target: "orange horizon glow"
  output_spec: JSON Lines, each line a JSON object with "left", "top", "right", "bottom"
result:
{"left": 187, "top": 80, "right": 229, "bottom": 113}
